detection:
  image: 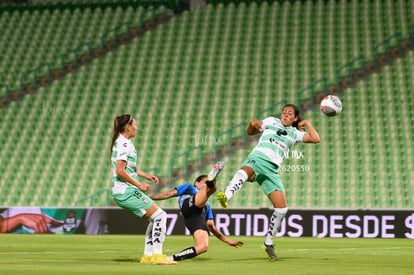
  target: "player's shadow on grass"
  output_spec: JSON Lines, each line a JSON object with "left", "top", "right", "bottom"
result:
{"left": 190, "top": 257, "right": 210, "bottom": 262}
{"left": 113, "top": 257, "right": 140, "bottom": 263}
{"left": 235, "top": 256, "right": 294, "bottom": 262}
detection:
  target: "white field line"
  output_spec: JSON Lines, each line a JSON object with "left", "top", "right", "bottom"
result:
{"left": 0, "top": 248, "right": 177, "bottom": 255}
{"left": 0, "top": 247, "right": 407, "bottom": 255}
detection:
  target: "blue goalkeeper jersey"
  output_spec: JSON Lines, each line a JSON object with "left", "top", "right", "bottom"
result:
{"left": 175, "top": 183, "right": 213, "bottom": 220}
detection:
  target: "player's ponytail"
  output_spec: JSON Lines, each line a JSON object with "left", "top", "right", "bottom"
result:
{"left": 283, "top": 104, "right": 303, "bottom": 130}
{"left": 110, "top": 114, "right": 133, "bottom": 163}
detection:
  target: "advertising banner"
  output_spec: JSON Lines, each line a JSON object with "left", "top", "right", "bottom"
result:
{"left": 1, "top": 207, "right": 413, "bottom": 239}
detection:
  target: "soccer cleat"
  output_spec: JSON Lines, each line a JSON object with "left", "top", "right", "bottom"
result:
{"left": 150, "top": 254, "right": 178, "bottom": 265}
{"left": 261, "top": 243, "right": 279, "bottom": 261}
{"left": 216, "top": 191, "right": 228, "bottom": 208}
{"left": 207, "top": 161, "right": 225, "bottom": 181}
{"left": 139, "top": 255, "right": 152, "bottom": 264}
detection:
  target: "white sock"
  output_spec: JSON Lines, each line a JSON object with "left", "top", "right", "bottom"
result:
{"left": 143, "top": 222, "right": 153, "bottom": 256}
{"left": 144, "top": 222, "right": 154, "bottom": 256}
{"left": 149, "top": 208, "right": 167, "bottom": 255}
{"left": 224, "top": 169, "right": 248, "bottom": 200}
{"left": 265, "top": 208, "right": 288, "bottom": 246}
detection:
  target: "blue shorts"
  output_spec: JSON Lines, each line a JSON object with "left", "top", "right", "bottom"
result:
{"left": 180, "top": 195, "right": 209, "bottom": 234}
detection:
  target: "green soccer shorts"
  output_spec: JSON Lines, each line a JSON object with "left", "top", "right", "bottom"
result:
{"left": 242, "top": 153, "right": 285, "bottom": 195}
{"left": 112, "top": 186, "right": 154, "bottom": 218}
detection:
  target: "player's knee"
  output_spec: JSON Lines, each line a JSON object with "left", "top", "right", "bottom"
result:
{"left": 196, "top": 244, "right": 209, "bottom": 254}
{"left": 148, "top": 207, "right": 166, "bottom": 222}
{"left": 201, "top": 245, "right": 208, "bottom": 253}
{"left": 194, "top": 234, "right": 209, "bottom": 254}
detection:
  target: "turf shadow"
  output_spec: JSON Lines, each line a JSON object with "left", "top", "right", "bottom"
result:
{"left": 113, "top": 257, "right": 140, "bottom": 263}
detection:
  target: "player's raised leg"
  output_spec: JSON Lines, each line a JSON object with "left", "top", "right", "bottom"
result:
{"left": 217, "top": 166, "right": 251, "bottom": 208}
{"left": 207, "top": 161, "right": 225, "bottom": 182}
{"left": 194, "top": 161, "right": 224, "bottom": 208}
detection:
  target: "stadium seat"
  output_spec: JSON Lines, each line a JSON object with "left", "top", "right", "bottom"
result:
{"left": 0, "top": 0, "right": 413, "bottom": 208}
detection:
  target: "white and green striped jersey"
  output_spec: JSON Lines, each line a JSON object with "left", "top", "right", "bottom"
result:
{"left": 111, "top": 134, "right": 139, "bottom": 194}
{"left": 250, "top": 117, "right": 305, "bottom": 167}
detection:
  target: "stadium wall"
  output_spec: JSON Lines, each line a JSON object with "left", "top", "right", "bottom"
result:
{"left": 1, "top": 207, "right": 413, "bottom": 239}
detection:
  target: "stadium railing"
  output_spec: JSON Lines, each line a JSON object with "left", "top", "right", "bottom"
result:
{"left": 0, "top": 0, "right": 181, "bottom": 13}
{"left": 373, "top": 32, "right": 403, "bottom": 71}
{"left": 295, "top": 26, "right": 414, "bottom": 112}
{"left": 0, "top": 84, "right": 9, "bottom": 108}
{"left": 159, "top": 22, "right": 414, "bottom": 205}
{"left": 75, "top": 189, "right": 111, "bottom": 207}
{"left": 19, "top": 64, "right": 52, "bottom": 99}
{"left": 0, "top": 3, "right": 176, "bottom": 108}
{"left": 335, "top": 55, "right": 366, "bottom": 94}
{"left": 297, "top": 77, "right": 328, "bottom": 111}
{"left": 166, "top": 100, "right": 287, "bottom": 187}
{"left": 1, "top": 0, "right": 414, "bottom": 207}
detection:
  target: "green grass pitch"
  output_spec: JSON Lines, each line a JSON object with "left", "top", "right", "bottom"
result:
{"left": 1, "top": 235, "right": 413, "bottom": 274}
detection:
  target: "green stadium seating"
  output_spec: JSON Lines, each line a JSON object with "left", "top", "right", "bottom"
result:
{"left": 0, "top": 5, "right": 151, "bottom": 92}
{"left": 0, "top": 0, "right": 413, "bottom": 209}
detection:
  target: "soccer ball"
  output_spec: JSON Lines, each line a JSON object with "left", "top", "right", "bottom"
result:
{"left": 320, "top": 95, "right": 342, "bottom": 116}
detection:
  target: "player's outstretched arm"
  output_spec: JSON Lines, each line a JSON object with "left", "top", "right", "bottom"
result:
{"left": 246, "top": 118, "right": 263, "bottom": 136}
{"left": 298, "top": 119, "right": 320, "bottom": 144}
{"left": 137, "top": 169, "right": 159, "bottom": 184}
{"left": 150, "top": 189, "right": 178, "bottom": 200}
{"left": 116, "top": 160, "right": 150, "bottom": 192}
{"left": 206, "top": 220, "right": 244, "bottom": 248}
